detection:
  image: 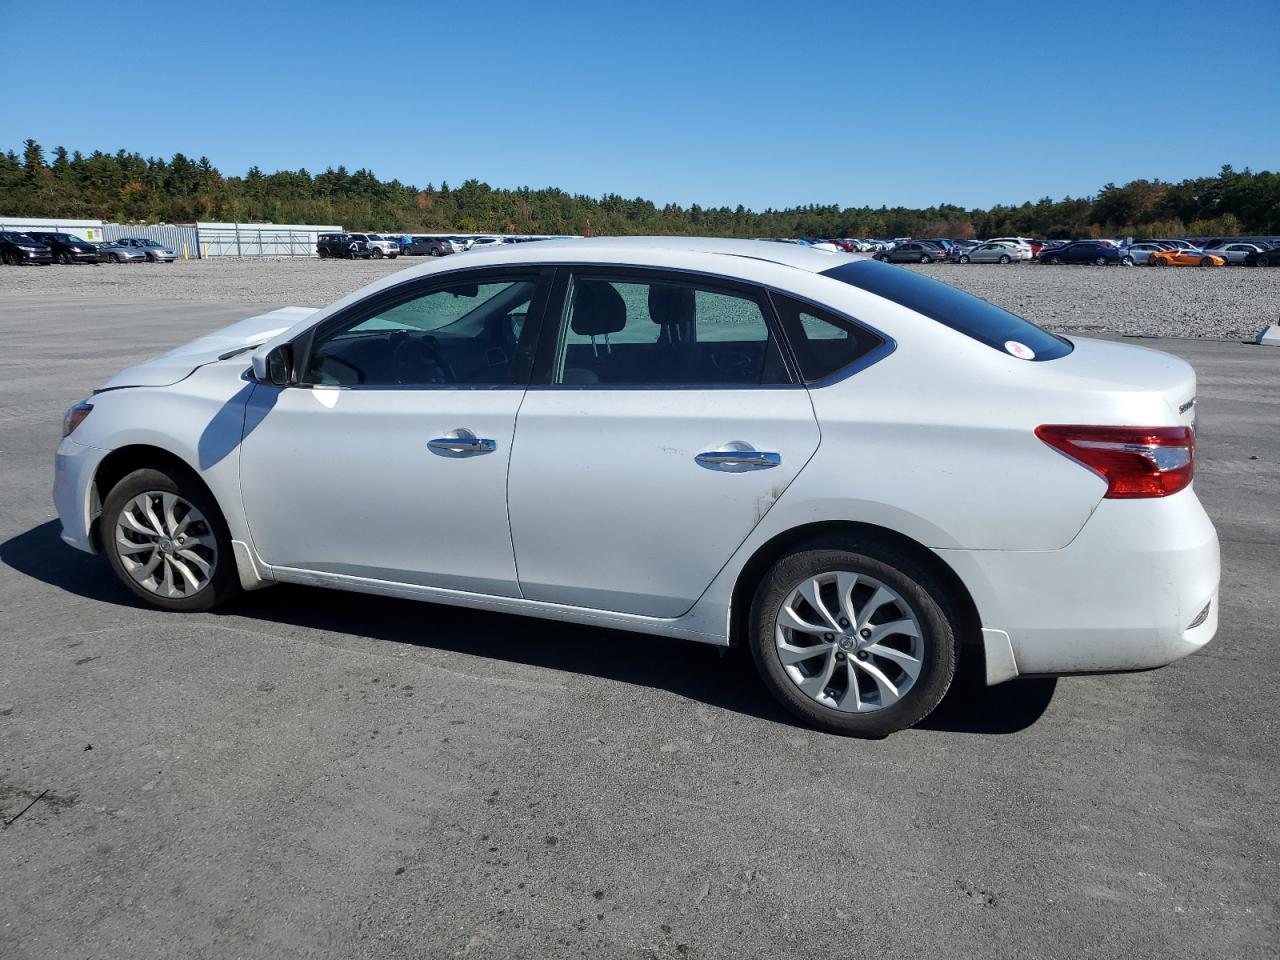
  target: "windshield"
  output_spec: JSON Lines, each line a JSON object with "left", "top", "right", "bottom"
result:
{"left": 820, "top": 260, "right": 1073, "bottom": 361}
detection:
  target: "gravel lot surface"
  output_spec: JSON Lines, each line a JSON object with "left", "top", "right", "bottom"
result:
{"left": 1, "top": 287, "right": 1278, "bottom": 959}
{"left": 2, "top": 254, "right": 1277, "bottom": 341}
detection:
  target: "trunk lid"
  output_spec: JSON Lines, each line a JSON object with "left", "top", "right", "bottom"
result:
{"left": 1049, "top": 336, "right": 1197, "bottom": 428}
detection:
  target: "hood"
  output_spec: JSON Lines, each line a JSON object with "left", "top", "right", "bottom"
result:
{"left": 97, "top": 306, "right": 319, "bottom": 390}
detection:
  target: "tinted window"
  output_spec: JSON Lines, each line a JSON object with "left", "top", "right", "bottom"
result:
{"left": 303, "top": 276, "right": 541, "bottom": 386}
{"left": 771, "top": 294, "right": 885, "bottom": 382}
{"left": 553, "top": 273, "right": 789, "bottom": 386}
{"left": 820, "top": 259, "right": 1073, "bottom": 361}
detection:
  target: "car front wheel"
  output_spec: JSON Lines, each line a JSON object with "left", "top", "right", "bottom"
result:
{"left": 748, "top": 543, "right": 959, "bottom": 737}
{"left": 101, "top": 467, "right": 240, "bottom": 612}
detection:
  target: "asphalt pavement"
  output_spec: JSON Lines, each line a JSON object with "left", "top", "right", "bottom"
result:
{"left": 1, "top": 293, "right": 1276, "bottom": 960}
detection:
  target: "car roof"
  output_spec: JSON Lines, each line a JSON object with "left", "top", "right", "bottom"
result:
{"left": 496, "top": 236, "right": 867, "bottom": 273}
{"left": 306, "top": 237, "right": 870, "bottom": 325}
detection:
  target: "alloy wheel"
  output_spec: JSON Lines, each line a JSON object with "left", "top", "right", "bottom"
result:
{"left": 774, "top": 571, "right": 924, "bottom": 713}
{"left": 113, "top": 491, "right": 218, "bottom": 598}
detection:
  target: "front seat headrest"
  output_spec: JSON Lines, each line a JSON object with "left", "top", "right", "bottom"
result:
{"left": 571, "top": 280, "right": 627, "bottom": 336}
{"left": 647, "top": 284, "right": 696, "bottom": 326}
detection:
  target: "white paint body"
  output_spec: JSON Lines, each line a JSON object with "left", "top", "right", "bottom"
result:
{"left": 53, "top": 238, "right": 1219, "bottom": 683}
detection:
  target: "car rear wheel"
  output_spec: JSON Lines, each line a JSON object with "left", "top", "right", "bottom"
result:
{"left": 748, "top": 543, "right": 959, "bottom": 737}
{"left": 371, "top": 248, "right": 383, "bottom": 259}
{"left": 920, "top": 254, "right": 933, "bottom": 263}
{"left": 1094, "top": 255, "right": 1107, "bottom": 265}
{"left": 101, "top": 467, "right": 239, "bottom": 613}
{"left": 998, "top": 254, "right": 1011, "bottom": 264}
{"left": 429, "top": 248, "right": 442, "bottom": 257}
{"left": 1048, "top": 256, "right": 1062, "bottom": 265}
{"left": 1121, "top": 255, "right": 1134, "bottom": 266}
{"left": 107, "top": 253, "right": 120, "bottom": 263}
{"left": 1258, "top": 255, "right": 1272, "bottom": 267}
{"left": 1200, "top": 257, "right": 1215, "bottom": 267}
{"left": 318, "top": 248, "right": 329, "bottom": 258}
{"left": 958, "top": 255, "right": 970, "bottom": 263}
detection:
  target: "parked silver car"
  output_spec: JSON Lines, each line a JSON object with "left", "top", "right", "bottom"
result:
{"left": 955, "top": 241, "right": 1022, "bottom": 264}
{"left": 1125, "top": 241, "right": 1173, "bottom": 266}
{"left": 99, "top": 238, "right": 177, "bottom": 263}
{"left": 1212, "top": 242, "right": 1264, "bottom": 265}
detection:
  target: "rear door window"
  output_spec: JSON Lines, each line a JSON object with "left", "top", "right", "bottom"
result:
{"left": 550, "top": 271, "right": 791, "bottom": 386}
{"left": 820, "top": 259, "right": 1073, "bottom": 361}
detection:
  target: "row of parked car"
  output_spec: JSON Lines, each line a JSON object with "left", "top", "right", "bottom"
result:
{"left": 804, "top": 235, "right": 1280, "bottom": 268}
{"left": 0, "top": 231, "right": 178, "bottom": 265}
{"left": 315, "top": 233, "right": 555, "bottom": 260}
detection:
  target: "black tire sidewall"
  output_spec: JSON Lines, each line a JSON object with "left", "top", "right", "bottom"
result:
{"left": 748, "top": 544, "right": 959, "bottom": 737}
{"left": 101, "top": 466, "right": 238, "bottom": 612}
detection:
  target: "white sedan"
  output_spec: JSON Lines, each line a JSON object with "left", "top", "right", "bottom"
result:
{"left": 52, "top": 238, "right": 1219, "bottom": 736}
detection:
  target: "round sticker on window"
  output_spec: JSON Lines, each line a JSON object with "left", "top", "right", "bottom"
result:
{"left": 1004, "top": 340, "right": 1036, "bottom": 360}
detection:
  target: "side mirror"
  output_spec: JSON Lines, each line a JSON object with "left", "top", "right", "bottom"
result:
{"left": 251, "top": 344, "right": 295, "bottom": 386}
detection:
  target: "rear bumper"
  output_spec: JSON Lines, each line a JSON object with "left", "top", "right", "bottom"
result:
{"left": 938, "top": 487, "right": 1220, "bottom": 678}
{"left": 53, "top": 437, "right": 111, "bottom": 554}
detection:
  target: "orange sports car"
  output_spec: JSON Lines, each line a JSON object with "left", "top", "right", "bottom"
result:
{"left": 1149, "top": 249, "right": 1226, "bottom": 267}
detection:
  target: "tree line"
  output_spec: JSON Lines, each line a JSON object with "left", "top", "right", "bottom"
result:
{"left": 3, "top": 138, "right": 1277, "bottom": 240}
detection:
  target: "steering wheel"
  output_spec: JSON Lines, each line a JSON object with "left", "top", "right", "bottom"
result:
{"left": 391, "top": 333, "right": 452, "bottom": 385}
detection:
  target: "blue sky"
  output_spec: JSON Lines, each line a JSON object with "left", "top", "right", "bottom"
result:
{"left": 2, "top": 1, "right": 1275, "bottom": 210}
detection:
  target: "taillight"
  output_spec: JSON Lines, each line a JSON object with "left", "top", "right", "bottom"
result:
{"left": 1035, "top": 424, "right": 1194, "bottom": 498}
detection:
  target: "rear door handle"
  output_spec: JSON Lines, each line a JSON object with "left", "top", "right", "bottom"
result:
{"left": 428, "top": 428, "right": 497, "bottom": 457}
{"left": 695, "top": 448, "right": 781, "bottom": 471}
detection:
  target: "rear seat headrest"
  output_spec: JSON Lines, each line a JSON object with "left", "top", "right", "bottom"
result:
{"left": 571, "top": 280, "right": 627, "bottom": 336}
{"left": 648, "top": 284, "right": 696, "bottom": 326}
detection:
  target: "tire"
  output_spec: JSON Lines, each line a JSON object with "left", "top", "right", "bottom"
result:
{"left": 1200, "top": 257, "right": 1215, "bottom": 268}
{"left": 1094, "top": 256, "right": 1107, "bottom": 266}
{"left": 920, "top": 254, "right": 933, "bottom": 263}
{"left": 100, "top": 466, "right": 240, "bottom": 613}
{"left": 747, "top": 542, "right": 960, "bottom": 737}
{"left": 59, "top": 251, "right": 73, "bottom": 265}
{"left": 958, "top": 255, "right": 970, "bottom": 264}
{"left": 108, "top": 253, "right": 120, "bottom": 264}
{"left": 1049, "top": 256, "right": 1062, "bottom": 265}
{"left": 1121, "top": 256, "right": 1134, "bottom": 266}
{"left": 429, "top": 248, "right": 442, "bottom": 257}
{"left": 998, "top": 254, "right": 1011, "bottom": 264}
{"left": 1258, "top": 255, "right": 1272, "bottom": 267}
{"left": 371, "top": 247, "right": 384, "bottom": 259}
{"left": 318, "top": 248, "right": 329, "bottom": 258}
{"left": 146, "top": 253, "right": 157, "bottom": 262}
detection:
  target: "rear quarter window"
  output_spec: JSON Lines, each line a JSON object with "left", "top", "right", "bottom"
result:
{"left": 820, "top": 260, "right": 1073, "bottom": 361}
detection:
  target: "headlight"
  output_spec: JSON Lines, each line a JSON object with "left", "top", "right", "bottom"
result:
{"left": 62, "top": 401, "right": 93, "bottom": 438}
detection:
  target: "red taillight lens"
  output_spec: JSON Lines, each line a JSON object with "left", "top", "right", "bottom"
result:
{"left": 1035, "top": 424, "right": 1195, "bottom": 498}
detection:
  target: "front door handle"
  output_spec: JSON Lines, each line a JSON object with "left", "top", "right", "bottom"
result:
{"left": 428, "top": 428, "right": 497, "bottom": 457}
{"left": 695, "top": 444, "right": 782, "bottom": 472}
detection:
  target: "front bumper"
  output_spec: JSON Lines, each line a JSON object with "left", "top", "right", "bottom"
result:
{"left": 53, "top": 437, "right": 111, "bottom": 554}
{"left": 938, "top": 487, "right": 1220, "bottom": 678}
{"left": 15, "top": 250, "right": 53, "bottom": 263}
